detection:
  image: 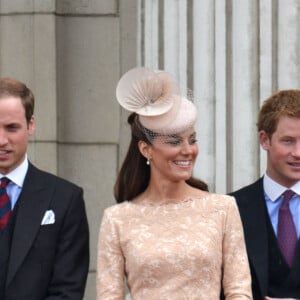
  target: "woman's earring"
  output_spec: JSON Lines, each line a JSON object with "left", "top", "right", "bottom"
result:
{"left": 146, "top": 158, "right": 150, "bottom": 165}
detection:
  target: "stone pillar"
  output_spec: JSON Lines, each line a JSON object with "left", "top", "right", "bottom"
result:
{"left": 138, "top": 0, "right": 300, "bottom": 193}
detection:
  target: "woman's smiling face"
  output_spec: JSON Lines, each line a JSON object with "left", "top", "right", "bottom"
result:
{"left": 148, "top": 127, "right": 198, "bottom": 183}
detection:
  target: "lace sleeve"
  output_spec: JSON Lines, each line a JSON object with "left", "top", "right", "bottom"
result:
{"left": 97, "top": 209, "right": 125, "bottom": 300}
{"left": 222, "top": 197, "right": 253, "bottom": 300}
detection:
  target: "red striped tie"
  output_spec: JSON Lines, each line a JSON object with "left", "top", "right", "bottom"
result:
{"left": 0, "top": 177, "right": 11, "bottom": 230}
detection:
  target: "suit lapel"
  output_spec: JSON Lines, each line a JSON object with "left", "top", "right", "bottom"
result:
{"left": 6, "top": 164, "right": 53, "bottom": 286}
{"left": 235, "top": 178, "right": 269, "bottom": 296}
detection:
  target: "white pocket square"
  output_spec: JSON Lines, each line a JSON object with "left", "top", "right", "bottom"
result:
{"left": 41, "top": 210, "right": 55, "bottom": 225}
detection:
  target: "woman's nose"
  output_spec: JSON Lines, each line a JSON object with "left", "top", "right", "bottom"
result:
{"left": 181, "top": 142, "right": 193, "bottom": 154}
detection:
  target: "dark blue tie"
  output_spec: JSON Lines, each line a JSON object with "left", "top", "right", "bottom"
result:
{"left": 0, "top": 177, "right": 11, "bottom": 230}
{"left": 277, "top": 190, "right": 297, "bottom": 266}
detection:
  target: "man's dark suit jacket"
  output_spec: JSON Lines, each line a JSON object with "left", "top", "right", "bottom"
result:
{"left": 4, "top": 162, "right": 89, "bottom": 300}
{"left": 230, "top": 178, "right": 300, "bottom": 299}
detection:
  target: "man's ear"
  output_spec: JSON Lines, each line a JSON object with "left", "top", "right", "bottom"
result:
{"left": 28, "top": 116, "right": 35, "bottom": 136}
{"left": 259, "top": 130, "right": 270, "bottom": 150}
{"left": 138, "top": 140, "right": 152, "bottom": 160}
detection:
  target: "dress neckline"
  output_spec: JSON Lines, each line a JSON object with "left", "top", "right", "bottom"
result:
{"left": 131, "top": 194, "right": 209, "bottom": 207}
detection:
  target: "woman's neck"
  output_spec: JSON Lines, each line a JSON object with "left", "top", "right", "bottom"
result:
{"left": 140, "top": 179, "right": 200, "bottom": 203}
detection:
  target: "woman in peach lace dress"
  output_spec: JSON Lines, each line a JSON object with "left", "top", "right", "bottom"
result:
{"left": 97, "top": 67, "right": 252, "bottom": 300}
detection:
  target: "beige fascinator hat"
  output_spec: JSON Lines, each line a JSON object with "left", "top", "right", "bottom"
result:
{"left": 116, "top": 67, "right": 197, "bottom": 134}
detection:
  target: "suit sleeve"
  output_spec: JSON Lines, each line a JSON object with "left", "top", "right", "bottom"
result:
{"left": 96, "top": 209, "right": 125, "bottom": 300}
{"left": 46, "top": 186, "right": 90, "bottom": 300}
{"left": 222, "top": 197, "right": 253, "bottom": 300}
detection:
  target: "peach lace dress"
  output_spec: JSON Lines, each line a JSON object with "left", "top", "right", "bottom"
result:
{"left": 97, "top": 194, "right": 252, "bottom": 300}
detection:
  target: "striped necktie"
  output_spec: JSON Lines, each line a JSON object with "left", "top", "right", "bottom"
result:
{"left": 0, "top": 177, "right": 11, "bottom": 230}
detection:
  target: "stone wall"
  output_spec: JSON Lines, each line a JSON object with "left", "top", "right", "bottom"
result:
{"left": 0, "top": 1, "right": 137, "bottom": 299}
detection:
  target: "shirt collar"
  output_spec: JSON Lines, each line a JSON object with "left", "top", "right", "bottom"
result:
{"left": 0, "top": 155, "right": 29, "bottom": 188}
{"left": 263, "top": 172, "right": 300, "bottom": 202}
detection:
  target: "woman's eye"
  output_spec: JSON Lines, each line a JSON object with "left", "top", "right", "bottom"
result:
{"left": 166, "top": 140, "right": 181, "bottom": 145}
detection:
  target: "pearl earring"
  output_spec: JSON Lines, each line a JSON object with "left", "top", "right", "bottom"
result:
{"left": 146, "top": 158, "right": 150, "bottom": 165}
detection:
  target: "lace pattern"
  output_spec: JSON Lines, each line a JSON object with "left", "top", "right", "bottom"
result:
{"left": 97, "top": 194, "right": 252, "bottom": 300}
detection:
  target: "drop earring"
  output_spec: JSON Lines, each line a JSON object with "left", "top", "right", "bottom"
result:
{"left": 146, "top": 158, "right": 150, "bottom": 165}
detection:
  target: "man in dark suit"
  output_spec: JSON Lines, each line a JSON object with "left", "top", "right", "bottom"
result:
{"left": 0, "top": 78, "right": 89, "bottom": 299}
{"left": 231, "top": 90, "right": 300, "bottom": 300}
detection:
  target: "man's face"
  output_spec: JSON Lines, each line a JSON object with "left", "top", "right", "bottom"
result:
{"left": 0, "top": 96, "right": 35, "bottom": 174}
{"left": 260, "top": 116, "right": 300, "bottom": 187}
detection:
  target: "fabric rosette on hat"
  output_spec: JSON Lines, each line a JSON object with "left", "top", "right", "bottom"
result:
{"left": 116, "top": 67, "right": 197, "bottom": 135}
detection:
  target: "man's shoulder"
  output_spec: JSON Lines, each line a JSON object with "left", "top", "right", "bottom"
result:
{"left": 229, "top": 177, "right": 263, "bottom": 198}
{"left": 27, "top": 162, "right": 82, "bottom": 191}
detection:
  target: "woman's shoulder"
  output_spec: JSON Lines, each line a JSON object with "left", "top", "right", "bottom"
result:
{"left": 188, "top": 187, "right": 234, "bottom": 201}
{"left": 192, "top": 191, "right": 237, "bottom": 210}
{"left": 103, "top": 201, "right": 136, "bottom": 218}
{"left": 207, "top": 192, "right": 236, "bottom": 203}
